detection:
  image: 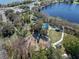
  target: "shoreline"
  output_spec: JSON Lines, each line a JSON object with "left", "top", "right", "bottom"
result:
{"left": 51, "top": 16, "right": 79, "bottom": 25}
{"left": 40, "top": 11, "right": 79, "bottom": 26}
{"left": 39, "top": 1, "right": 79, "bottom": 24}
{"left": 34, "top": 11, "right": 79, "bottom": 37}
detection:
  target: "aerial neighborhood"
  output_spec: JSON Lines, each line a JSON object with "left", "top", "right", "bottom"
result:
{"left": 0, "top": 0, "right": 79, "bottom": 59}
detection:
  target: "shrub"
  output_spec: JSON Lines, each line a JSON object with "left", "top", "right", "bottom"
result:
{"left": 63, "top": 34, "right": 79, "bottom": 59}
{"left": 1, "top": 23, "right": 15, "bottom": 37}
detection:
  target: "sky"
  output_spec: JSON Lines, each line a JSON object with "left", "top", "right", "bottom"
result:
{"left": 0, "top": 0, "right": 22, "bottom": 4}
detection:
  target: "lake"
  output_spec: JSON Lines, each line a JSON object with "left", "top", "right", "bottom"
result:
{"left": 41, "top": 3, "right": 79, "bottom": 24}
{"left": 0, "top": 0, "right": 22, "bottom": 4}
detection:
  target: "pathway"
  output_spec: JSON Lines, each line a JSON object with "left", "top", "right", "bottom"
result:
{"left": 53, "top": 26, "right": 64, "bottom": 48}
{"left": 49, "top": 26, "right": 64, "bottom": 48}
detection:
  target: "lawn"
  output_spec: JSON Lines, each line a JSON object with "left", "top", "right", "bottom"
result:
{"left": 49, "top": 29, "right": 62, "bottom": 43}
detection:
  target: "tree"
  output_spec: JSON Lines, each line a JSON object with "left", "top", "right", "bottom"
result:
{"left": 5, "top": 9, "right": 20, "bottom": 23}
{"left": 7, "top": 13, "right": 16, "bottom": 22}
{"left": 0, "top": 14, "right": 3, "bottom": 21}
{"left": 63, "top": 34, "right": 79, "bottom": 59}
{"left": 46, "top": 47, "right": 62, "bottom": 59}
{"left": 31, "top": 49, "right": 47, "bottom": 59}
{"left": 77, "top": 0, "right": 79, "bottom": 2}
{"left": 30, "top": 19, "right": 43, "bottom": 34}
{"left": 70, "top": 0, "right": 74, "bottom": 4}
{"left": 16, "top": 27, "right": 27, "bottom": 37}
{"left": 5, "top": 9, "right": 14, "bottom": 16}
{"left": 63, "top": 0, "right": 73, "bottom": 4}
{"left": 1, "top": 23, "right": 15, "bottom": 37}
{"left": 31, "top": 47, "right": 62, "bottom": 59}
{"left": 21, "top": 13, "right": 30, "bottom": 24}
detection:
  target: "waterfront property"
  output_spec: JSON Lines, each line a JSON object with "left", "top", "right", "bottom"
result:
{"left": 41, "top": 3, "right": 79, "bottom": 24}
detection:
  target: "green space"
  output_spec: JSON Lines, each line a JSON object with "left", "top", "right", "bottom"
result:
{"left": 63, "top": 33, "right": 79, "bottom": 59}
{"left": 49, "top": 29, "right": 62, "bottom": 43}
{"left": 0, "top": 0, "right": 79, "bottom": 59}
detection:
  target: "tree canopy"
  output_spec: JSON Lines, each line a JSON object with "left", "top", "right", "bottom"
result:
{"left": 63, "top": 34, "right": 79, "bottom": 59}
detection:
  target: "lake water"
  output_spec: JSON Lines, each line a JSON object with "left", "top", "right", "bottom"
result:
{"left": 41, "top": 3, "right": 79, "bottom": 24}
{"left": 0, "top": 0, "right": 22, "bottom": 4}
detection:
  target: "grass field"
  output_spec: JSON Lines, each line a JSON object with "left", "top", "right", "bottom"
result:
{"left": 49, "top": 29, "right": 62, "bottom": 43}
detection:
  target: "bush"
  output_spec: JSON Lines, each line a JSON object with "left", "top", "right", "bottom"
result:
{"left": 31, "top": 47, "right": 62, "bottom": 59}
{"left": 5, "top": 9, "right": 14, "bottom": 16}
{"left": 1, "top": 23, "right": 15, "bottom": 37}
{"left": 63, "top": 34, "right": 79, "bottom": 59}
